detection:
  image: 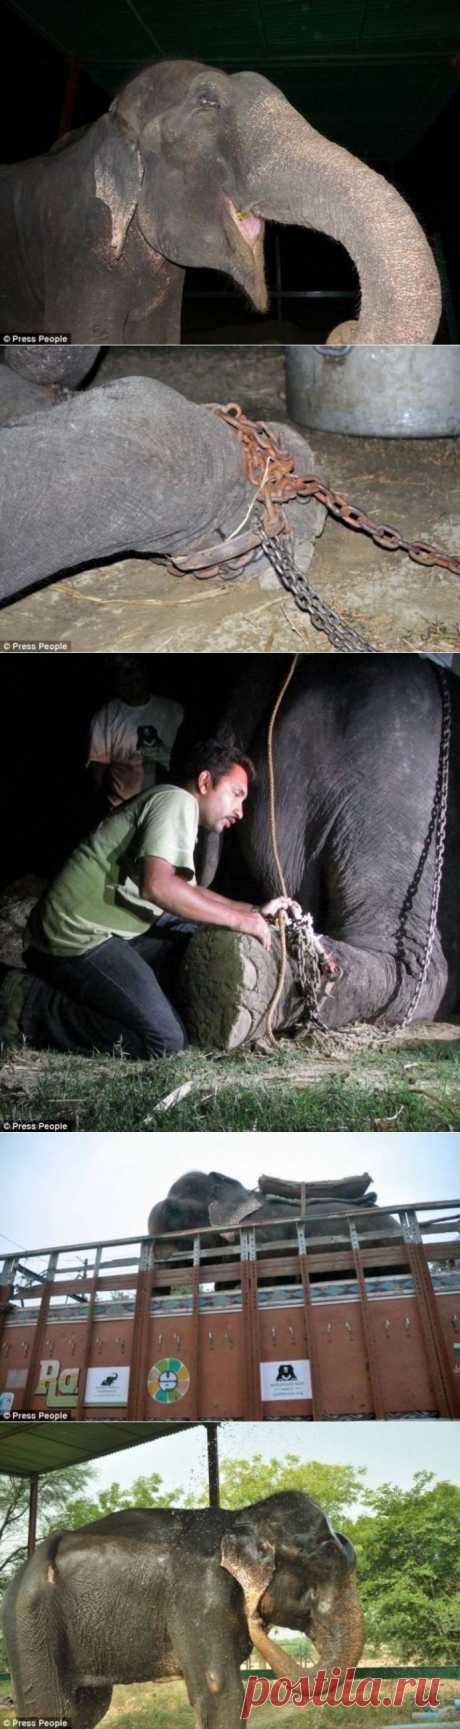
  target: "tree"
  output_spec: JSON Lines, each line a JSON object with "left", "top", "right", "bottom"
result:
{"left": 0, "top": 1463, "right": 96, "bottom": 1583}
{"left": 351, "top": 1473, "right": 460, "bottom": 1663}
{"left": 63, "top": 1471, "right": 185, "bottom": 1528}
{"left": 185, "top": 1454, "right": 366, "bottom": 1525}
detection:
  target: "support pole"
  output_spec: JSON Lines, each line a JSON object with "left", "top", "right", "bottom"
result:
{"left": 27, "top": 1474, "right": 39, "bottom": 1555}
{"left": 206, "top": 1423, "right": 220, "bottom": 1506}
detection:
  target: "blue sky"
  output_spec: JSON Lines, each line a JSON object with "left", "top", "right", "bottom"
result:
{"left": 1, "top": 1132, "right": 458, "bottom": 1259}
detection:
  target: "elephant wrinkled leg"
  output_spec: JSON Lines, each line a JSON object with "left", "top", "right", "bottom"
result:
{"left": 74, "top": 1684, "right": 113, "bottom": 1729}
{"left": 181, "top": 1660, "right": 244, "bottom": 1729}
{"left": 316, "top": 936, "right": 447, "bottom": 1028}
{"left": 170, "top": 1608, "right": 245, "bottom": 1729}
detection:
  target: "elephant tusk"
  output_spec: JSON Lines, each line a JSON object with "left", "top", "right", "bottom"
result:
{"left": 246, "top": 1614, "right": 311, "bottom": 1682}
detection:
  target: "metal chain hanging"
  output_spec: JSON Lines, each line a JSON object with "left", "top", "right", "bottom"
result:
{"left": 264, "top": 664, "right": 452, "bottom": 1047}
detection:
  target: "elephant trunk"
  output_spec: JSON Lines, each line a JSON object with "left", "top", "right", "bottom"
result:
{"left": 239, "top": 80, "right": 441, "bottom": 343}
{"left": 309, "top": 1568, "right": 365, "bottom": 1673}
{"left": 247, "top": 1570, "right": 364, "bottom": 1684}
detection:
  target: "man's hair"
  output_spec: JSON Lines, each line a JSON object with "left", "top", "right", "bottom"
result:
{"left": 177, "top": 734, "right": 256, "bottom": 788}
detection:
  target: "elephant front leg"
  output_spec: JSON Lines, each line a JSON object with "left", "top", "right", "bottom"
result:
{"left": 73, "top": 1684, "right": 114, "bottom": 1729}
{"left": 315, "top": 937, "right": 399, "bottom": 1029}
{"left": 182, "top": 1657, "right": 245, "bottom": 1729}
{"left": 170, "top": 1612, "right": 245, "bottom": 1729}
{"left": 316, "top": 933, "right": 447, "bottom": 1028}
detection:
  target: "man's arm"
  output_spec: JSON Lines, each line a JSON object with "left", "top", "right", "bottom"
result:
{"left": 142, "top": 855, "right": 271, "bottom": 947}
{"left": 142, "top": 858, "right": 301, "bottom": 951}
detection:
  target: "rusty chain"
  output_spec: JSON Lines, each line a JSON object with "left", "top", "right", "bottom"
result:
{"left": 208, "top": 401, "right": 460, "bottom": 575}
{"left": 206, "top": 401, "right": 460, "bottom": 652}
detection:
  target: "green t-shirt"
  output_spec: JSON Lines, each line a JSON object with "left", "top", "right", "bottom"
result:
{"left": 27, "top": 786, "right": 199, "bottom": 956}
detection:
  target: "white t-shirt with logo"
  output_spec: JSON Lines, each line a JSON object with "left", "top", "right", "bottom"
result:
{"left": 88, "top": 696, "right": 184, "bottom": 792}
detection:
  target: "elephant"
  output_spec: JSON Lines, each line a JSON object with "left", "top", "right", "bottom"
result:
{"left": 2, "top": 1490, "right": 364, "bottom": 1729}
{"left": 148, "top": 1169, "right": 402, "bottom": 1268}
{"left": 0, "top": 58, "right": 441, "bottom": 345}
{"left": 0, "top": 352, "right": 325, "bottom": 606}
{"left": 175, "top": 656, "right": 460, "bottom": 1044}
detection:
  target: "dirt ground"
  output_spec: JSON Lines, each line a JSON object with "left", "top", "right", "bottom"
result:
{"left": 3, "top": 346, "right": 459, "bottom": 653}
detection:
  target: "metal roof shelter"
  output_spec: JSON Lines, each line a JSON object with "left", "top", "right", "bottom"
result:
{"left": 0, "top": 1420, "right": 220, "bottom": 1552}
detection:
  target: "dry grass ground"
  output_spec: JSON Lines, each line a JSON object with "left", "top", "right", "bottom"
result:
{"left": 1, "top": 1675, "right": 459, "bottom": 1729}
{"left": 1, "top": 1022, "right": 459, "bottom": 1131}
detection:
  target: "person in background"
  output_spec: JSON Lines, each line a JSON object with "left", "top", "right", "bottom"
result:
{"left": 88, "top": 657, "right": 184, "bottom": 807}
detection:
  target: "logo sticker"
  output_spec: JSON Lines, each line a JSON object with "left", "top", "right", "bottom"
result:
{"left": 260, "top": 1359, "right": 312, "bottom": 1401}
{"left": 85, "top": 1366, "right": 130, "bottom": 1406}
{"left": 147, "top": 1357, "right": 190, "bottom": 1404}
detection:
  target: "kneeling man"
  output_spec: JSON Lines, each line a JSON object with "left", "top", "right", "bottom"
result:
{"left": 8, "top": 738, "right": 298, "bottom": 1059}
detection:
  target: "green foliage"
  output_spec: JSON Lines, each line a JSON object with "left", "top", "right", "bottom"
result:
{"left": 64, "top": 1471, "right": 185, "bottom": 1528}
{"left": 185, "top": 1454, "right": 367, "bottom": 1524}
{"left": 0, "top": 1463, "right": 95, "bottom": 1577}
{"left": 351, "top": 1473, "right": 460, "bottom": 1663}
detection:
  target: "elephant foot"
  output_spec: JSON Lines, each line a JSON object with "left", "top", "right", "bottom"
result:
{"left": 174, "top": 928, "right": 302, "bottom": 1050}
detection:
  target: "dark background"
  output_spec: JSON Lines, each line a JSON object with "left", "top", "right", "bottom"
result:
{"left": 2, "top": 0, "right": 459, "bottom": 339}
{"left": 0, "top": 654, "right": 257, "bottom": 883}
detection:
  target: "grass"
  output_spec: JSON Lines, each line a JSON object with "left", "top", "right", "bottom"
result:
{"left": 1, "top": 1031, "right": 459, "bottom": 1131}
{"left": 1, "top": 1677, "right": 458, "bottom": 1729}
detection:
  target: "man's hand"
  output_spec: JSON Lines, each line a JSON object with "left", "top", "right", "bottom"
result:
{"left": 261, "top": 896, "right": 303, "bottom": 920}
{"left": 238, "top": 910, "right": 272, "bottom": 951}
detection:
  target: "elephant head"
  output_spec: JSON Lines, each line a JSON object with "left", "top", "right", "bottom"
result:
{"left": 101, "top": 58, "right": 441, "bottom": 344}
{"left": 147, "top": 1169, "right": 254, "bottom": 1256}
{"left": 221, "top": 1492, "right": 364, "bottom": 1680}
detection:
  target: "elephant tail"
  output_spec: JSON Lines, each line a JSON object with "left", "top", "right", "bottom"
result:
{"left": 3, "top": 1536, "right": 72, "bottom": 1716}
{"left": 45, "top": 1530, "right": 66, "bottom": 1585}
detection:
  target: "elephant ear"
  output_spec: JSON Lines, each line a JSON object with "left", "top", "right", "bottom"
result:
{"left": 209, "top": 1195, "right": 265, "bottom": 1240}
{"left": 93, "top": 114, "right": 144, "bottom": 260}
{"left": 221, "top": 1532, "right": 276, "bottom": 1613}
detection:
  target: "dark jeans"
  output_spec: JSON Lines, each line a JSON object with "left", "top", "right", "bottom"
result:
{"left": 23, "top": 916, "right": 197, "bottom": 1059}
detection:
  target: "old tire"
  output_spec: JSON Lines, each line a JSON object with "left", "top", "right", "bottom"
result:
{"left": 174, "top": 927, "right": 297, "bottom": 1050}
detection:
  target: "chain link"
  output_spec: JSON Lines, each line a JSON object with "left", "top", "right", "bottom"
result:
{"left": 205, "top": 402, "right": 460, "bottom": 652}
{"left": 259, "top": 525, "right": 377, "bottom": 652}
{"left": 208, "top": 402, "right": 460, "bottom": 577}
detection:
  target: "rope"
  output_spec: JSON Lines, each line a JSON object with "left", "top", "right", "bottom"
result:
{"left": 262, "top": 661, "right": 451, "bottom": 1052}
{"left": 265, "top": 656, "right": 299, "bottom": 1044}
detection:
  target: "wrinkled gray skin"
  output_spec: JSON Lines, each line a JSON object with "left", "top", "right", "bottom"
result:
{"left": 202, "top": 656, "right": 460, "bottom": 1027}
{"left": 2, "top": 1491, "right": 363, "bottom": 1729}
{"left": 0, "top": 353, "right": 324, "bottom": 604}
{"left": 0, "top": 347, "right": 100, "bottom": 424}
{"left": 0, "top": 59, "right": 441, "bottom": 344}
{"left": 148, "top": 1169, "right": 400, "bottom": 1258}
